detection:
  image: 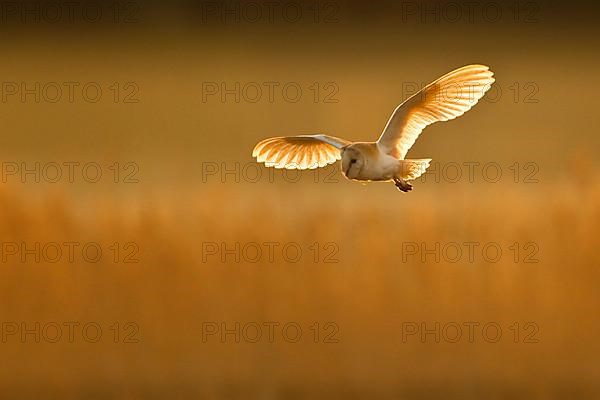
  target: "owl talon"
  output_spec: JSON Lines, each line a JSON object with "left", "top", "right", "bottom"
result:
{"left": 394, "top": 178, "right": 412, "bottom": 192}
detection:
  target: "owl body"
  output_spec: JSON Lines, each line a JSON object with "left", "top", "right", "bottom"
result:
{"left": 252, "top": 65, "right": 495, "bottom": 192}
{"left": 341, "top": 142, "right": 400, "bottom": 182}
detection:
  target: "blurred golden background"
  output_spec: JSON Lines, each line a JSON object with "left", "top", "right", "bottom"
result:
{"left": 0, "top": 0, "right": 599, "bottom": 398}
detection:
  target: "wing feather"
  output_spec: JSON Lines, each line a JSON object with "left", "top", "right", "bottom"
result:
{"left": 252, "top": 134, "right": 351, "bottom": 170}
{"left": 377, "top": 64, "right": 495, "bottom": 159}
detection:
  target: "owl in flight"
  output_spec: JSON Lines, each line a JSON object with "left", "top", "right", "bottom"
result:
{"left": 252, "top": 65, "right": 495, "bottom": 192}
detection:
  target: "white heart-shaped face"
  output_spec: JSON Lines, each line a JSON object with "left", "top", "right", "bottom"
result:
{"left": 341, "top": 146, "right": 365, "bottom": 179}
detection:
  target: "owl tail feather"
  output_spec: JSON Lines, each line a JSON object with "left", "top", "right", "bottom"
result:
{"left": 398, "top": 159, "right": 432, "bottom": 181}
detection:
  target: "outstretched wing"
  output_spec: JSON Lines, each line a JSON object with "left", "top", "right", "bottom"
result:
{"left": 377, "top": 64, "right": 495, "bottom": 159}
{"left": 252, "top": 134, "right": 351, "bottom": 170}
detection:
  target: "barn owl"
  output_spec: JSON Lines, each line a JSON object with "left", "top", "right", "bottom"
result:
{"left": 252, "top": 64, "right": 495, "bottom": 192}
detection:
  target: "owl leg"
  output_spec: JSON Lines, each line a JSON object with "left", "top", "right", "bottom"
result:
{"left": 394, "top": 177, "right": 413, "bottom": 192}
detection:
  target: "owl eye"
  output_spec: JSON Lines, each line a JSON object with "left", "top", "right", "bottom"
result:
{"left": 350, "top": 159, "right": 357, "bottom": 164}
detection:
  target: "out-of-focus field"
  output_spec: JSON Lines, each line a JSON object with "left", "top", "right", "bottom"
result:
{"left": 1, "top": 1, "right": 600, "bottom": 398}
{"left": 0, "top": 174, "right": 598, "bottom": 398}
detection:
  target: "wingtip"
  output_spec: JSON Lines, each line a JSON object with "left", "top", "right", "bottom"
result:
{"left": 251, "top": 136, "right": 277, "bottom": 157}
{"left": 465, "top": 63, "right": 495, "bottom": 83}
{"left": 460, "top": 64, "right": 494, "bottom": 75}
{"left": 467, "top": 63, "right": 491, "bottom": 70}
{"left": 251, "top": 140, "right": 263, "bottom": 157}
